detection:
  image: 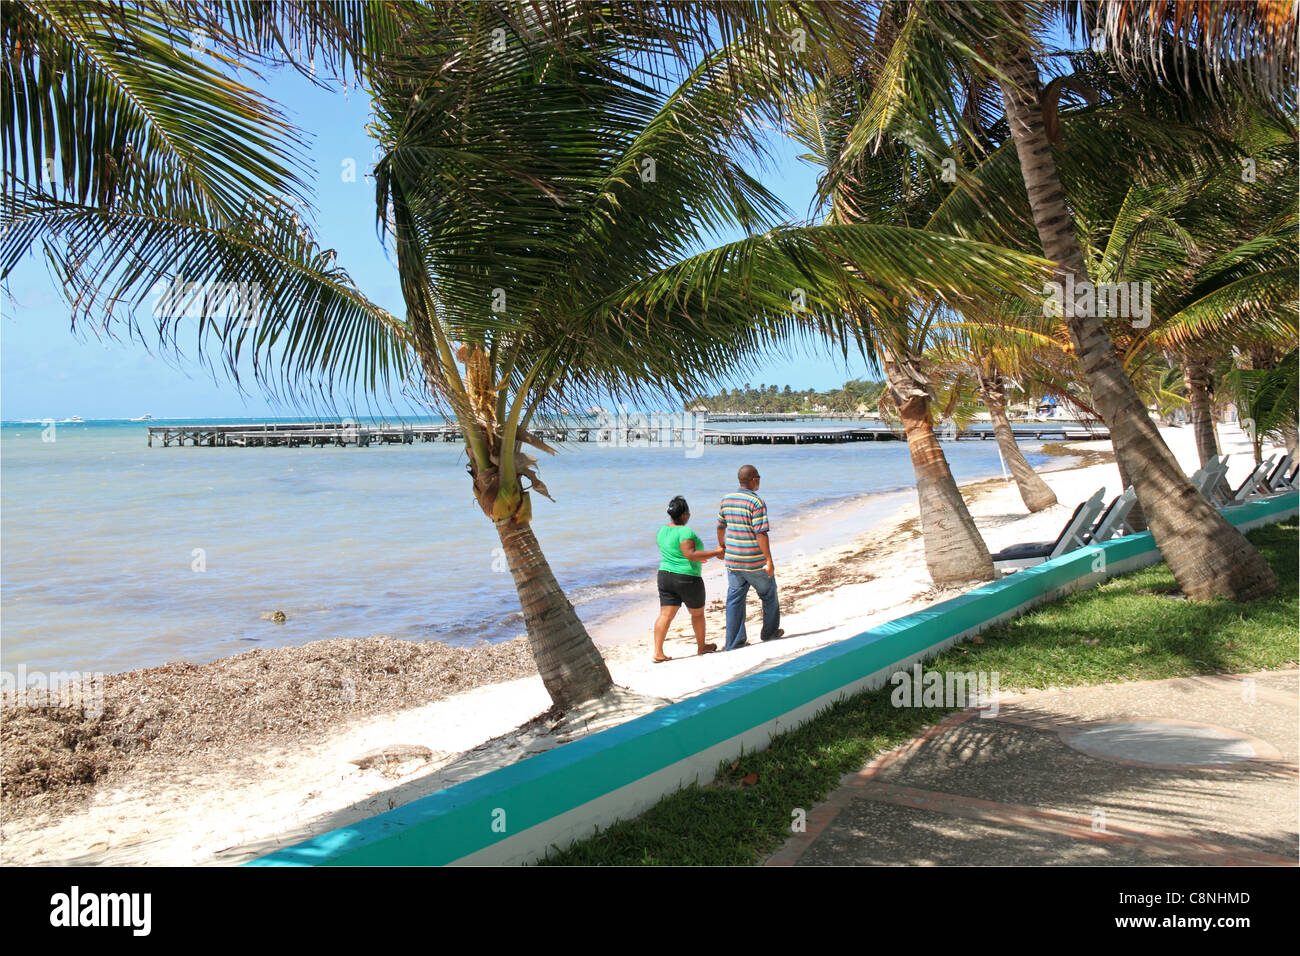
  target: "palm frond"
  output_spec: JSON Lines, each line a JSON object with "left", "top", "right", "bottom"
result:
{"left": 2, "top": 188, "right": 410, "bottom": 399}
{"left": 3, "top": 1, "right": 311, "bottom": 215}
{"left": 1152, "top": 269, "right": 1299, "bottom": 352}
{"left": 1221, "top": 348, "right": 1299, "bottom": 454}
{"left": 1073, "top": 0, "right": 1298, "bottom": 110}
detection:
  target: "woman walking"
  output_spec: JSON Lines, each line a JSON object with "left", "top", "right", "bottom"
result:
{"left": 653, "top": 496, "right": 724, "bottom": 662}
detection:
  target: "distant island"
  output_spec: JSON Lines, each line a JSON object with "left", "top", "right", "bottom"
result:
{"left": 686, "top": 379, "right": 886, "bottom": 415}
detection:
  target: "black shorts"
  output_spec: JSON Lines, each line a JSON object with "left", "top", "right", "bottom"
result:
{"left": 657, "top": 570, "right": 705, "bottom": 609}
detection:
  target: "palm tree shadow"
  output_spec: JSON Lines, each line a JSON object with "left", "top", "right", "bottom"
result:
{"left": 841, "top": 705, "right": 1298, "bottom": 864}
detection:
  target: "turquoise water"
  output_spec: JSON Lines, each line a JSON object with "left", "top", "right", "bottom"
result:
{"left": 0, "top": 418, "right": 1058, "bottom": 674}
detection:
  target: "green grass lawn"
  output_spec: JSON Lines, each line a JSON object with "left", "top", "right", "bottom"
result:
{"left": 540, "top": 520, "right": 1298, "bottom": 866}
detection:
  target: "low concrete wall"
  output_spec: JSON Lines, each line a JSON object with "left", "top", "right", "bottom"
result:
{"left": 249, "top": 492, "right": 1296, "bottom": 866}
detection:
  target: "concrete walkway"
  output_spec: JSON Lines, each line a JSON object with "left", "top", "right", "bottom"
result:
{"left": 765, "top": 670, "right": 1299, "bottom": 866}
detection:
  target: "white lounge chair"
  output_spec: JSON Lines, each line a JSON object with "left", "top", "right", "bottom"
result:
{"left": 1279, "top": 463, "right": 1299, "bottom": 491}
{"left": 1190, "top": 455, "right": 1229, "bottom": 500}
{"left": 1084, "top": 486, "right": 1137, "bottom": 543}
{"left": 1221, "top": 455, "right": 1277, "bottom": 505}
{"left": 1262, "top": 453, "right": 1295, "bottom": 493}
{"left": 993, "top": 488, "right": 1107, "bottom": 571}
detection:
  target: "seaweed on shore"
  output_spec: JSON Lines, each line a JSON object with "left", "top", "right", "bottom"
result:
{"left": 1, "top": 635, "right": 537, "bottom": 822}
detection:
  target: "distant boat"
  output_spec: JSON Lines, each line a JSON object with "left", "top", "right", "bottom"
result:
{"left": 130, "top": 415, "right": 154, "bottom": 422}
{"left": 66, "top": 416, "right": 84, "bottom": 423}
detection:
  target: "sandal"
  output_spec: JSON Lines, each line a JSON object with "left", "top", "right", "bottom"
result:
{"left": 653, "top": 655, "right": 673, "bottom": 664}
{"left": 697, "top": 643, "right": 717, "bottom": 655}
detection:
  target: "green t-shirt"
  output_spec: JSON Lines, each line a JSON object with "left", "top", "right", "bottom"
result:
{"left": 657, "top": 524, "right": 704, "bottom": 576}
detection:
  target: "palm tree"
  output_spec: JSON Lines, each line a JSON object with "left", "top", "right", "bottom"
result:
{"left": 994, "top": 3, "right": 1294, "bottom": 600}
{"left": 834, "top": 0, "right": 1292, "bottom": 600}
{"left": 785, "top": 57, "right": 1072, "bottom": 584}
{"left": 925, "top": 58, "right": 1295, "bottom": 519}
{"left": 369, "top": 5, "right": 1049, "bottom": 701}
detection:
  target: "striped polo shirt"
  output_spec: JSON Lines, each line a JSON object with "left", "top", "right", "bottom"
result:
{"left": 717, "top": 488, "right": 770, "bottom": 571}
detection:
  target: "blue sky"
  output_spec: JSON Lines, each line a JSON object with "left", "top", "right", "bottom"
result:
{"left": 2, "top": 51, "right": 883, "bottom": 421}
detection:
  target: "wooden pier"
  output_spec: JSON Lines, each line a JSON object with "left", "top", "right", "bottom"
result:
{"left": 699, "top": 412, "right": 869, "bottom": 422}
{"left": 700, "top": 427, "right": 898, "bottom": 445}
{"left": 147, "top": 420, "right": 1108, "bottom": 448}
{"left": 955, "top": 423, "right": 1110, "bottom": 441}
{"left": 150, "top": 422, "right": 467, "bottom": 447}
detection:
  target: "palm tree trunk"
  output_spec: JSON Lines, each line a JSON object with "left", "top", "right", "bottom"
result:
{"left": 885, "top": 355, "right": 995, "bottom": 585}
{"left": 496, "top": 513, "right": 613, "bottom": 709}
{"left": 996, "top": 33, "right": 1276, "bottom": 601}
{"left": 1183, "top": 353, "right": 1220, "bottom": 468}
{"left": 979, "top": 373, "right": 1057, "bottom": 512}
{"left": 1114, "top": 453, "right": 1148, "bottom": 532}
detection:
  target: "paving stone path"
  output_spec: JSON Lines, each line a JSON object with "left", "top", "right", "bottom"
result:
{"left": 765, "top": 671, "right": 1298, "bottom": 866}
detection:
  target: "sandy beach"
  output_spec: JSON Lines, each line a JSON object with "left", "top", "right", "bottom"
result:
{"left": 0, "top": 422, "right": 1287, "bottom": 866}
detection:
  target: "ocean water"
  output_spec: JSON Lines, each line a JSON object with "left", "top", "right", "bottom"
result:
{"left": 0, "top": 418, "right": 1060, "bottom": 675}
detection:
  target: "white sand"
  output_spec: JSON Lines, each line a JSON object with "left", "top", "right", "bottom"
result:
{"left": 0, "top": 423, "right": 1286, "bottom": 866}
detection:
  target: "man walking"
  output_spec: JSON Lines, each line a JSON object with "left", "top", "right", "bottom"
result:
{"left": 717, "top": 464, "right": 783, "bottom": 650}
